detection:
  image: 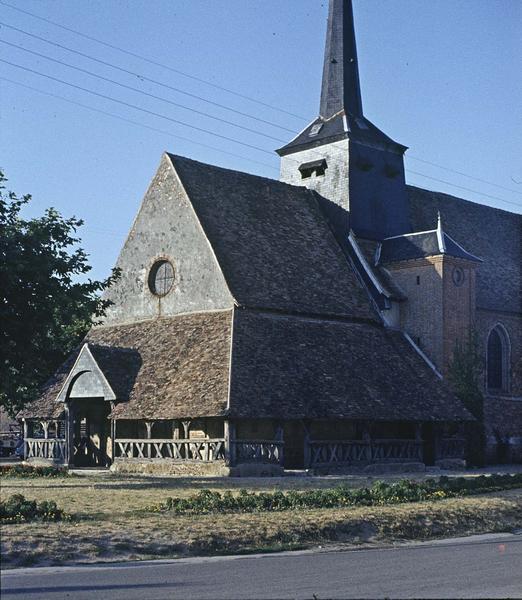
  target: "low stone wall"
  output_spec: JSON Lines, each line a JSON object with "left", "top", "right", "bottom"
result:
{"left": 311, "top": 461, "right": 426, "bottom": 476}
{"left": 110, "top": 460, "right": 230, "bottom": 477}
{"left": 229, "top": 462, "right": 284, "bottom": 477}
{"left": 434, "top": 458, "right": 466, "bottom": 470}
{"left": 24, "top": 458, "right": 64, "bottom": 467}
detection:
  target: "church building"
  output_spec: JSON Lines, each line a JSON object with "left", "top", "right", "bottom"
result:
{"left": 20, "top": 0, "right": 521, "bottom": 474}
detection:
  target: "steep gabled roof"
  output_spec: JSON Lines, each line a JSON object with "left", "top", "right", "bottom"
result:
{"left": 407, "top": 186, "right": 522, "bottom": 313}
{"left": 168, "top": 154, "right": 376, "bottom": 322}
{"left": 18, "top": 312, "right": 232, "bottom": 420}
{"left": 230, "top": 310, "right": 473, "bottom": 422}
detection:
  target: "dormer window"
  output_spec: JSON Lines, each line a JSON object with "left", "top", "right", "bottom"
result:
{"left": 308, "top": 123, "right": 323, "bottom": 137}
{"left": 298, "top": 159, "right": 328, "bottom": 180}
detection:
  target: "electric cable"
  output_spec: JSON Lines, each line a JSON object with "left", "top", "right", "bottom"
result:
{"left": 0, "top": 0, "right": 309, "bottom": 120}
{"left": 0, "top": 22, "right": 297, "bottom": 134}
{"left": 0, "top": 76, "right": 280, "bottom": 173}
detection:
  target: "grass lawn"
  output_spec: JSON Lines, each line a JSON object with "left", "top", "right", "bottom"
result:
{"left": 1, "top": 473, "right": 521, "bottom": 568}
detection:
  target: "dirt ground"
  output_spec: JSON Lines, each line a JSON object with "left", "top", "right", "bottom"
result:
{"left": 1, "top": 470, "right": 522, "bottom": 568}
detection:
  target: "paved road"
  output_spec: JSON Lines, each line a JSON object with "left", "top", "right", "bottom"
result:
{"left": 1, "top": 534, "right": 521, "bottom": 599}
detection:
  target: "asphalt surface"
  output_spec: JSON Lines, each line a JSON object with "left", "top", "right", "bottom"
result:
{"left": 1, "top": 534, "right": 521, "bottom": 599}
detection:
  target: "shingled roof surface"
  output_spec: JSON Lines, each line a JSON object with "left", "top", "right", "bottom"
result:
{"left": 168, "top": 154, "right": 376, "bottom": 322}
{"left": 380, "top": 231, "right": 481, "bottom": 264}
{"left": 18, "top": 353, "right": 75, "bottom": 420}
{"left": 407, "top": 186, "right": 522, "bottom": 313}
{"left": 19, "top": 312, "right": 232, "bottom": 420}
{"left": 229, "top": 310, "right": 472, "bottom": 422}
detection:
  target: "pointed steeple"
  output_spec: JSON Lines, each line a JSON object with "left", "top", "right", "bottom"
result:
{"left": 320, "top": 0, "right": 363, "bottom": 119}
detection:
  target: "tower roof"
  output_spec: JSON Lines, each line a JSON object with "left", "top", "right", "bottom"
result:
{"left": 277, "top": 0, "right": 405, "bottom": 156}
{"left": 320, "top": 0, "right": 363, "bottom": 120}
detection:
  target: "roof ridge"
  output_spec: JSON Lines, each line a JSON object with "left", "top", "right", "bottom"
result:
{"left": 406, "top": 184, "right": 522, "bottom": 218}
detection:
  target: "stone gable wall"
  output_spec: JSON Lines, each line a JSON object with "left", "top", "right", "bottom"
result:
{"left": 100, "top": 155, "right": 233, "bottom": 327}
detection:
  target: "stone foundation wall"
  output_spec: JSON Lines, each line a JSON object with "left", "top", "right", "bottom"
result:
{"left": 110, "top": 460, "right": 230, "bottom": 477}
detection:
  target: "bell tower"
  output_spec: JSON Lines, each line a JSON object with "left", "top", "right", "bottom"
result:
{"left": 277, "top": 0, "right": 411, "bottom": 241}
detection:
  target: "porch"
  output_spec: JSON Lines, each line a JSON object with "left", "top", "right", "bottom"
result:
{"left": 21, "top": 417, "right": 466, "bottom": 473}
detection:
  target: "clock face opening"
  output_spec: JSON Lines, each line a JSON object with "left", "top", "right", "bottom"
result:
{"left": 452, "top": 266, "right": 465, "bottom": 287}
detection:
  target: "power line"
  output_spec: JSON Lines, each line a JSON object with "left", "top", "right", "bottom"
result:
{"left": 0, "top": 58, "right": 282, "bottom": 157}
{"left": 405, "top": 170, "right": 522, "bottom": 208}
{"left": 0, "top": 76, "right": 279, "bottom": 173}
{"left": 0, "top": 21, "right": 296, "bottom": 135}
{"left": 408, "top": 155, "right": 522, "bottom": 196}
{"left": 0, "top": 0, "right": 309, "bottom": 121}
{"left": 2, "top": 60, "right": 519, "bottom": 210}
{"left": 2, "top": 19, "right": 520, "bottom": 200}
{"left": 1, "top": 62, "right": 519, "bottom": 209}
{"left": 0, "top": 38, "right": 288, "bottom": 144}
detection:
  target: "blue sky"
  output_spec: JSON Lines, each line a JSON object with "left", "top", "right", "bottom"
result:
{"left": 1, "top": 0, "right": 521, "bottom": 281}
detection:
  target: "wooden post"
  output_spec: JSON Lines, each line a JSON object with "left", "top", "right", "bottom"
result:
{"left": 22, "top": 419, "right": 28, "bottom": 461}
{"left": 181, "top": 420, "right": 191, "bottom": 439}
{"left": 434, "top": 426, "right": 442, "bottom": 462}
{"left": 110, "top": 417, "right": 116, "bottom": 462}
{"left": 415, "top": 423, "right": 423, "bottom": 462}
{"left": 145, "top": 421, "right": 153, "bottom": 459}
{"left": 172, "top": 420, "right": 180, "bottom": 439}
{"left": 41, "top": 421, "right": 49, "bottom": 439}
{"left": 224, "top": 419, "right": 236, "bottom": 466}
{"left": 64, "top": 405, "right": 74, "bottom": 467}
{"left": 362, "top": 422, "right": 372, "bottom": 462}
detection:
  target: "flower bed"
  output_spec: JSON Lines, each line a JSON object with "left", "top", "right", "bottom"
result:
{"left": 153, "top": 474, "right": 522, "bottom": 514}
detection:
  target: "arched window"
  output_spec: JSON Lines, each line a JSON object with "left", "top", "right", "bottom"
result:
{"left": 487, "top": 326, "right": 510, "bottom": 392}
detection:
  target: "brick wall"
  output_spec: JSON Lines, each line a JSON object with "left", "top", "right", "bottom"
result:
{"left": 387, "top": 257, "right": 444, "bottom": 370}
{"left": 441, "top": 258, "right": 477, "bottom": 374}
{"left": 476, "top": 309, "right": 522, "bottom": 460}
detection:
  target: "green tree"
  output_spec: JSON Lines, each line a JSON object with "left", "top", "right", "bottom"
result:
{"left": 0, "top": 172, "right": 119, "bottom": 416}
{"left": 448, "top": 331, "right": 486, "bottom": 466}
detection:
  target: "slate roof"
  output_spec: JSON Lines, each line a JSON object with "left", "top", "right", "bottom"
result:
{"left": 229, "top": 310, "right": 473, "bottom": 422}
{"left": 276, "top": 113, "right": 405, "bottom": 157}
{"left": 277, "top": 0, "right": 405, "bottom": 157}
{"left": 407, "top": 186, "right": 522, "bottom": 313}
{"left": 19, "top": 312, "right": 232, "bottom": 420}
{"left": 379, "top": 230, "right": 482, "bottom": 264}
{"left": 168, "top": 154, "right": 376, "bottom": 322}
{"left": 20, "top": 305, "right": 472, "bottom": 423}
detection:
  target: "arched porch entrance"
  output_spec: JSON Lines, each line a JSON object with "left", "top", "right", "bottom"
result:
{"left": 69, "top": 397, "right": 111, "bottom": 467}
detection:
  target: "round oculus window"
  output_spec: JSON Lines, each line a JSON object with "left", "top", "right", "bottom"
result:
{"left": 148, "top": 260, "right": 175, "bottom": 296}
{"left": 452, "top": 266, "right": 465, "bottom": 287}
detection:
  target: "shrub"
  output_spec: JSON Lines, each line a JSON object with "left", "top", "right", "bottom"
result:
{"left": 153, "top": 474, "right": 522, "bottom": 515}
{"left": 0, "top": 494, "right": 71, "bottom": 524}
{"left": 0, "top": 465, "right": 70, "bottom": 478}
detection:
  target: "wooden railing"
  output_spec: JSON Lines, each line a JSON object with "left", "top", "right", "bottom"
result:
{"left": 232, "top": 440, "right": 284, "bottom": 465}
{"left": 370, "top": 439, "right": 423, "bottom": 462}
{"left": 114, "top": 438, "right": 225, "bottom": 462}
{"left": 438, "top": 438, "right": 466, "bottom": 460}
{"left": 26, "top": 438, "right": 66, "bottom": 462}
{"left": 308, "top": 439, "right": 423, "bottom": 467}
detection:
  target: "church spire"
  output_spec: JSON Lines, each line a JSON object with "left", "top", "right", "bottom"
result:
{"left": 320, "top": 0, "right": 363, "bottom": 119}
